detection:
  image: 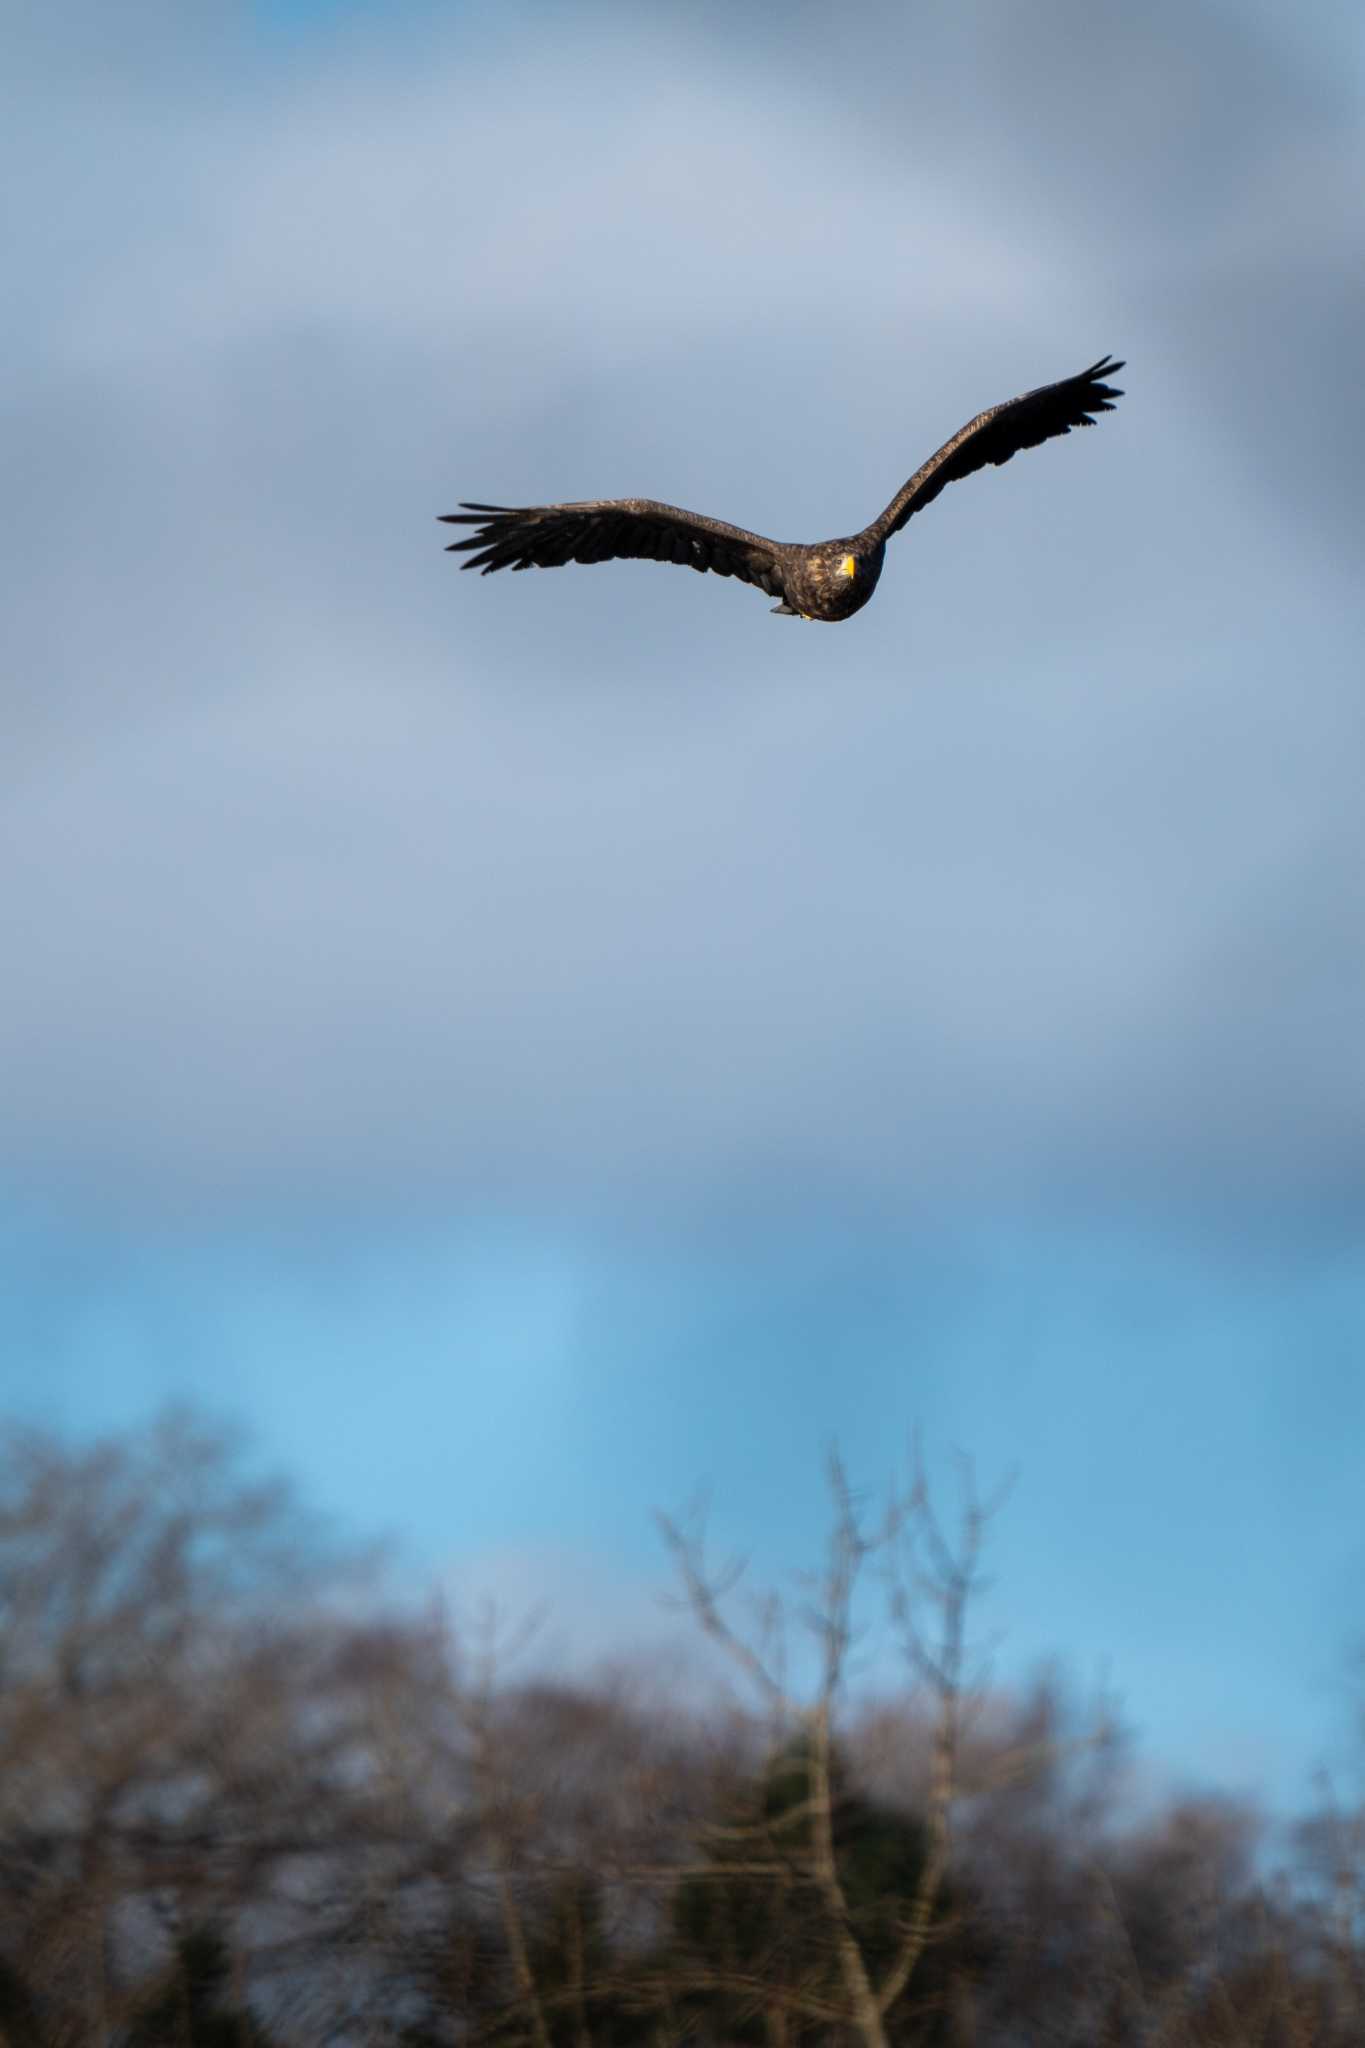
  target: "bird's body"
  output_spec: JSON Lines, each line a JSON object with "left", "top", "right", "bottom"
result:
{"left": 775, "top": 539, "right": 886, "bottom": 622}
{"left": 442, "top": 357, "right": 1123, "bottom": 624}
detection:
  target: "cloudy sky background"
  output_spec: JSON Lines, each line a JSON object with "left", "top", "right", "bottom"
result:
{"left": 5, "top": 0, "right": 1364, "bottom": 1811}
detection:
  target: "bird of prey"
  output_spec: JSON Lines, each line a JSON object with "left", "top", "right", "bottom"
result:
{"left": 441, "top": 356, "right": 1124, "bottom": 624}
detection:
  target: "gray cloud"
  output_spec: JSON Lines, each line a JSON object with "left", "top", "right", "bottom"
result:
{"left": 4, "top": 0, "right": 1362, "bottom": 1216}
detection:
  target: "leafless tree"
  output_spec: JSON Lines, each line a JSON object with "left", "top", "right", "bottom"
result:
{"left": 650, "top": 1446, "right": 1009, "bottom": 2048}
{"left": 0, "top": 1411, "right": 462, "bottom": 2044}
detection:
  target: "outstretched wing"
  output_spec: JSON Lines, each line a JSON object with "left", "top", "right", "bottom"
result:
{"left": 440, "top": 498, "right": 788, "bottom": 599}
{"left": 867, "top": 356, "right": 1125, "bottom": 544}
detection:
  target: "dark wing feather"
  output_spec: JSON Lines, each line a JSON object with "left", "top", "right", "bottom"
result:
{"left": 440, "top": 498, "right": 788, "bottom": 598}
{"left": 866, "top": 357, "right": 1125, "bottom": 544}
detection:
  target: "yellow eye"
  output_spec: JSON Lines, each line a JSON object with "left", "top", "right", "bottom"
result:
{"left": 841, "top": 554, "right": 857, "bottom": 579}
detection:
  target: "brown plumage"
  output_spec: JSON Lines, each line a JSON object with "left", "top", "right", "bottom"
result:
{"left": 440, "top": 356, "right": 1124, "bottom": 624}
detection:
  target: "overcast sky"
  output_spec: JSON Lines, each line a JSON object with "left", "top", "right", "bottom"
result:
{"left": 4, "top": 0, "right": 1364, "bottom": 1816}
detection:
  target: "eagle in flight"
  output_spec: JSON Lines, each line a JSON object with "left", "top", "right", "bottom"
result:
{"left": 441, "top": 356, "right": 1124, "bottom": 624}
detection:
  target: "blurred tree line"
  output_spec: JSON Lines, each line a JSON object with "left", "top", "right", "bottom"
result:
{"left": 1, "top": 1412, "right": 1362, "bottom": 2045}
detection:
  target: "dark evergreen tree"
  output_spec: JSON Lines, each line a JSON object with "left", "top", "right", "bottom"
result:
{"left": 122, "top": 1927, "right": 276, "bottom": 2048}
{"left": 0, "top": 1953, "right": 45, "bottom": 2047}
{"left": 664, "top": 1732, "right": 986, "bottom": 2046}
